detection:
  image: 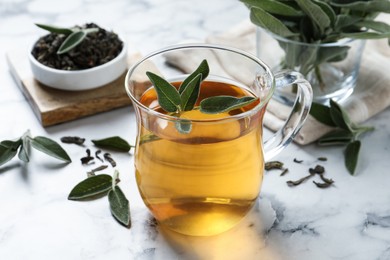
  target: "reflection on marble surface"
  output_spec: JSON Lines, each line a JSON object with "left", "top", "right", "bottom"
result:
{"left": 1, "top": 0, "right": 390, "bottom": 259}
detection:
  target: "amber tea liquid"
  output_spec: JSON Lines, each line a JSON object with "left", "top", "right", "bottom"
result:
{"left": 135, "top": 80, "right": 265, "bottom": 236}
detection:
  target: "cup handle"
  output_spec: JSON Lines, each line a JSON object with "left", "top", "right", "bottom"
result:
{"left": 263, "top": 70, "right": 313, "bottom": 162}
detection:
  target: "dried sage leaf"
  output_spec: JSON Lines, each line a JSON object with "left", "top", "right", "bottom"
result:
{"left": 265, "top": 161, "right": 284, "bottom": 170}
{"left": 313, "top": 180, "right": 333, "bottom": 188}
{"left": 287, "top": 174, "right": 314, "bottom": 187}
{"left": 61, "top": 136, "right": 86, "bottom": 145}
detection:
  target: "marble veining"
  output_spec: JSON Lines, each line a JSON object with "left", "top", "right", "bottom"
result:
{"left": 1, "top": 0, "right": 390, "bottom": 259}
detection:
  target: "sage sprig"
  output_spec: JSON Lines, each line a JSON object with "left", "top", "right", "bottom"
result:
{"left": 68, "top": 169, "right": 131, "bottom": 227}
{"left": 146, "top": 59, "right": 258, "bottom": 133}
{"left": 35, "top": 23, "right": 99, "bottom": 54}
{"left": 241, "top": 0, "right": 390, "bottom": 87}
{"left": 0, "top": 130, "right": 71, "bottom": 167}
{"left": 310, "top": 100, "right": 374, "bottom": 175}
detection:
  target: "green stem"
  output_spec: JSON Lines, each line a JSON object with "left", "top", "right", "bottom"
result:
{"left": 315, "top": 66, "right": 325, "bottom": 92}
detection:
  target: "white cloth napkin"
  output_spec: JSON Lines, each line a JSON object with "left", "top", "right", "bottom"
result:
{"left": 167, "top": 15, "right": 390, "bottom": 145}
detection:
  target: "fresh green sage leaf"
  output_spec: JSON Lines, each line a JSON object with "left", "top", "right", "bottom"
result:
{"left": 317, "top": 46, "right": 349, "bottom": 64}
{"left": 352, "top": 125, "right": 375, "bottom": 139}
{"left": 318, "top": 129, "right": 353, "bottom": 146}
{"left": 68, "top": 174, "right": 113, "bottom": 200}
{"left": 180, "top": 74, "right": 202, "bottom": 111}
{"left": 35, "top": 23, "right": 73, "bottom": 35}
{"left": 31, "top": 136, "right": 71, "bottom": 162}
{"left": 1, "top": 139, "right": 22, "bottom": 150}
{"left": 313, "top": 0, "right": 336, "bottom": 27}
{"left": 250, "top": 7, "right": 298, "bottom": 37}
{"left": 345, "top": 140, "right": 361, "bottom": 175}
{"left": 179, "top": 59, "right": 209, "bottom": 94}
{"left": 18, "top": 130, "right": 31, "bottom": 163}
{"left": 0, "top": 145, "right": 18, "bottom": 167}
{"left": 355, "top": 20, "right": 390, "bottom": 34}
{"left": 309, "top": 102, "right": 336, "bottom": 127}
{"left": 342, "top": 31, "right": 390, "bottom": 40}
{"left": 331, "top": 1, "right": 390, "bottom": 13}
{"left": 92, "top": 136, "right": 132, "bottom": 152}
{"left": 335, "top": 15, "right": 362, "bottom": 31}
{"left": 57, "top": 30, "right": 87, "bottom": 54}
{"left": 241, "top": 0, "right": 304, "bottom": 17}
{"left": 329, "top": 99, "right": 353, "bottom": 132}
{"left": 296, "top": 0, "right": 331, "bottom": 34}
{"left": 108, "top": 185, "right": 131, "bottom": 227}
{"left": 18, "top": 144, "right": 29, "bottom": 163}
{"left": 146, "top": 71, "right": 181, "bottom": 113}
{"left": 200, "top": 96, "right": 258, "bottom": 114}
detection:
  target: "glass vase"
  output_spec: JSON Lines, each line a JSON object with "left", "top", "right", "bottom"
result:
{"left": 257, "top": 28, "right": 366, "bottom": 104}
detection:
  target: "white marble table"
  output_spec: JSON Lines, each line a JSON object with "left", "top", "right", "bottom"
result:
{"left": 1, "top": 0, "right": 390, "bottom": 259}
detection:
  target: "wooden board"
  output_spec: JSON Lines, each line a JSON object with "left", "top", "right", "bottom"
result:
{"left": 6, "top": 46, "right": 148, "bottom": 127}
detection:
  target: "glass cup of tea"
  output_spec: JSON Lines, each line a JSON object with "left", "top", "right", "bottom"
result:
{"left": 125, "top": 44, "right": 312, "bottom": 236}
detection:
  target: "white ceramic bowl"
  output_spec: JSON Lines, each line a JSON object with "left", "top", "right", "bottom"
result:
{"left": 29, "top": 40, "right": 127, "bottom": 91}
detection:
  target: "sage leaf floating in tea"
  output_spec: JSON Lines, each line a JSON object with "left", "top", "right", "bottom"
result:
{"left": 68, "top": 174, "right": 113, "bottom": 200}
{"left": 200, "top": 96, "right": 258, "bottom": 114}
{"left": 178, "top": 59, "right": 209, "bottom": 94}
{"left": 92, "top": 136, "right": 132, "bottom": 152}
{"left": 180, "top": 74, "right": 202, "bottom": 111}
{"left": 175, "top": 119, "right": 192, "bottom": 134}
{"left": 146, "top": 72, "right": 182, "bottom": 113}
{"left": 108, "top": 185, "right": 131, "bottom": 227}
{"left": 146, "top": 60, "right": 259, "bottom": 134}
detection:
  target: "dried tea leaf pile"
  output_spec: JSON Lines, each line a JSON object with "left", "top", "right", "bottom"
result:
{"left": 32, "top": 23, "right": 123, "bottom": 70}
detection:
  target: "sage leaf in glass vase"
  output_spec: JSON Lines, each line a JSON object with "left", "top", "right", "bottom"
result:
{"left": 241, "top": 0, "right": 390, "bottom": 104}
